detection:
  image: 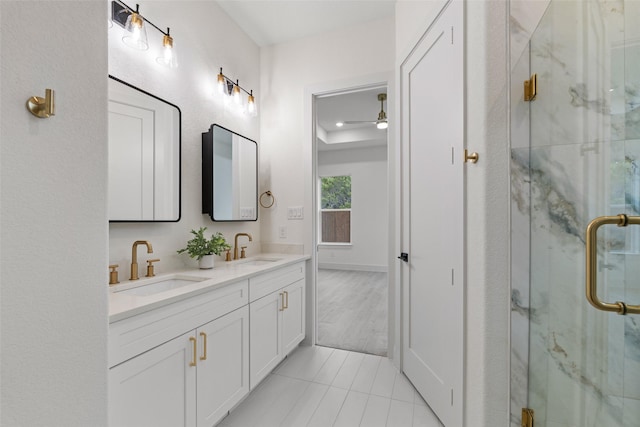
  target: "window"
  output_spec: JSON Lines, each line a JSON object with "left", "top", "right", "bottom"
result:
{"left": 320, "top": 175, "right": 351, "bottom": 243}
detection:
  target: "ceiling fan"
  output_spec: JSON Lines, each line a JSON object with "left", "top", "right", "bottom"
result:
{"left": 336, "top": 93, "right": 388, "bottom": 130}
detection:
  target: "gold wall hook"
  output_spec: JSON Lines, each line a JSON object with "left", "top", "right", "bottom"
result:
{"left": 464, "top": 149, "right": 479, "bottom": 164}
{"left": 27, "top": 88, "right": 55, "bottom": 118}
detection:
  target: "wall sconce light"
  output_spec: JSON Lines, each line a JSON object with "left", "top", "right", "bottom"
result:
{"left": 111, "top": 1, "right": 178, "bottom": 68}
{"left": 157, "top": 28, "right": 178, "bottom": 68}
{"left": 216, "top": 68, "right": 257, "bottom": 117}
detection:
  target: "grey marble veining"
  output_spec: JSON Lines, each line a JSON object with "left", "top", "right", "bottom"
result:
{"left": 510, "top": 1, "right": 640, "bottom": 425}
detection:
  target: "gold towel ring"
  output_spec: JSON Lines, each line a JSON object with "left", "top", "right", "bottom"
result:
{"left": 259, "top": 191, "right": 275, "bottom": 208}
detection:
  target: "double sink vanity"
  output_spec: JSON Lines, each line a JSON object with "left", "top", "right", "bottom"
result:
{"left": 107, "top": 75, "right": 294, "bottom": 426}
{"left": 108, "top": 253, "right": 309, "bottom": 427}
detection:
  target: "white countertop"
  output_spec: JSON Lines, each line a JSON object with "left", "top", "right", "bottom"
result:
{"left": 109, "top": 253, "right": 310, "bottom": 323}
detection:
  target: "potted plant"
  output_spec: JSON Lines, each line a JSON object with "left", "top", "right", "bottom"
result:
{"left": 177, "top": 227, "right": 230, "bottom": 269}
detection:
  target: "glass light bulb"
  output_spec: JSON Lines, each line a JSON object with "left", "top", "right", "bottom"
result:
{"left": 377, "top": 121, "right": 388, "bottom": 130}
{"left": 157, "top": 34, "right": 177, "bottom": 68}
{"left": 247, "top": 93, "right": 258, "bottom": 117}
{"left": 122, "top": 12, "right": 148, "bottom": 50}
{"left": 233, "top": 85, "right": 242, "bottom": 105}
{"left": 217, "top": 74, "right": 226, "bottom": 95}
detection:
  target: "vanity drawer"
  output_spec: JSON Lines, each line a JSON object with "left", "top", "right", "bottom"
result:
{"left": 249, "top": 262, "right": 305, "bottom": 302}
{"left": 109, "top": 279, "right": 248, "bottom": 368}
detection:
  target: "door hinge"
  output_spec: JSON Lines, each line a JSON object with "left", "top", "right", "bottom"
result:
{"left": 522, "top": 408, "right": 534, "bottom": 427}
{"left": 524, "top": 74, "right": 537, "bottom": 102}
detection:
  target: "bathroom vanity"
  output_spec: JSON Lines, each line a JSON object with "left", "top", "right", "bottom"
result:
{"left": 108, "top": 254, "right": 308, "bottom": 427}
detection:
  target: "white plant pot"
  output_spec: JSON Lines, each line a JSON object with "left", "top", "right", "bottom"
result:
{"left": 198, "top": 254, "right": 214, "bottom": 269}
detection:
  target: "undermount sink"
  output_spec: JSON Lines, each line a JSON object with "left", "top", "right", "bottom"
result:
{"left": 114, "top": 274, "right": 207, "bottom": 296}
{"left": 237, "top": 257, "right": 282, "bottom": 266}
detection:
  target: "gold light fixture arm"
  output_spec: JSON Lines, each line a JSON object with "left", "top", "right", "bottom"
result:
{"left": 27, "top": 89, "right": 55, "bottom": 118}
{"left": 586, "top": 214, "right": 640, "bottom": 315}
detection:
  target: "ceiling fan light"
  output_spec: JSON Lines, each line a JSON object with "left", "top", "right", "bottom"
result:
{"left": 376, "top": 93, "right": 388, "bottom": 130}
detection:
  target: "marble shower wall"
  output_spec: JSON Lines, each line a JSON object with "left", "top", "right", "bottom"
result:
{"left": 510, "top": 0, "right": 640, "bottom": 426}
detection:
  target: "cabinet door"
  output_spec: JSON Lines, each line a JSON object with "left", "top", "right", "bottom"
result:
{"left": 109, "top": 332, "right": 196, "bottom": 427}
{"left": 281, "top": 279, "right": 305, "bottom": 355}
{"left": 249, "top": 291, "right": 282, "bottom": 389}
{"left": 196, "top": 306, "right": 249, "bottom": 427}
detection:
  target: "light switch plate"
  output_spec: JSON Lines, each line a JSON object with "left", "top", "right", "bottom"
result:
{"left": 287, "top": 206, "right": 304, "bottom": 220}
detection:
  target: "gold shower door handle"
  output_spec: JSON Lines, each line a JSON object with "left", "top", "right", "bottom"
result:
{"left": 586, "top": 214, "right": 640, "bottom": 315}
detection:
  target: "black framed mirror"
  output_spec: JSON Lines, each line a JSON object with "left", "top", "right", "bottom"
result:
{"left": 108, "top": 75, "right": 181, "bottom": 222}
{"left": 202, "top": 124, "right": 258, "bottom": 221}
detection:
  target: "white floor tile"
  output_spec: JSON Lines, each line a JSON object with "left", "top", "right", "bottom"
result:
{"left": 413, "top": 403, "right": 444, "bottom": 427}
{"left": 306, "top": 386, "right": 349, "bottom": 427}
{"left": 333, "top": 390, "right": 369, "bottom": 427}
{"left": 276, "top": 345, "right": 334, "bottom": 381}
{"left": 313, "top": 348, "right": 349, "bottom": 384}
{"left": 360, "top": 394, "right": 391, "bottom": 427}
{"left": 258, "top": 376, "right": 310, "bottom": 427}
{"left": 392, "top": 372, "right": 417, "bottom": 403}
{"left": 351, "top": 354, "right": 382, "bottom": 394}
{"left": 386, "top": 400, "right": 414, "bottom": 427}
{"left": 370, "top": 357, "right": 397, "bottom": 398}
{"left": 280, "top": 382, "right": 329, "bottom": 427}
{"left": 331, "top": 351, "right": 365, "bottom": 389}
{"left": 221, "top": 346, "right": 443, "bottom": 427}
{"left": 218, "top": 374, "right": 288, "bottom": 427}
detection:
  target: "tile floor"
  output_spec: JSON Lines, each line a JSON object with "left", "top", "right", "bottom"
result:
{"left": 218, "top": 345, "right": 444, "bottom": 427}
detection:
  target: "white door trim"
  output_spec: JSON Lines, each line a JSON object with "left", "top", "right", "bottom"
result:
{"left": 303, "top": 71, "right": 395, "bottom": 357}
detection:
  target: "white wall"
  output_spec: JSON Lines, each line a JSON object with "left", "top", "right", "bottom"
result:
{"left": 260, "top": 15, "right": 394, "bottom": 346}
{"left": 0, "top": 1, "right": 108, "bottom": 425}
{"left": 108, "top": 1, "right": 262, "bottom": 273}
{"left": 317, "top": 146, "right": 388, "bottom": 271}
{"left": 395, "top": 1, "right": 510, "bottom": 425}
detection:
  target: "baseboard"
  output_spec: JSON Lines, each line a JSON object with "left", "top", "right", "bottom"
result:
{"left": 318, "top": 263, "right": 388, "bottom": 273}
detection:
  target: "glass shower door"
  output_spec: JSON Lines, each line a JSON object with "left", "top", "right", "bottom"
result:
{"left": 526, "top": 0, "right": 640, "bottom": 425}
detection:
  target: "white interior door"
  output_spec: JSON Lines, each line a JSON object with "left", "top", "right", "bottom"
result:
{"left": 400, "top": 1, "right": 463, "bottom": 426}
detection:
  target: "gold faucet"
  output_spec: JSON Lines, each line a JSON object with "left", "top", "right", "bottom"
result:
{"left": 234, "top": 233, "right": 253, "bottom": 260}
{"left": 131, "top": 240, "right": 153, "bottom": 280}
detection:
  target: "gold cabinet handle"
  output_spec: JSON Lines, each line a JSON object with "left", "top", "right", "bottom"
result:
{"left": 586, "top": 214, "right": 640, "bottom": 315}
{"left": 200, "top": 332, "right": 207, "bottom": 361}
{"left": 279, "top": 293, "right": 285, "bottom": 311}
{"left": 189, "top": 337, "right": 197, "bottom": 367}
{"left": 284, "top": 291, "right": 289, "bottom": 310}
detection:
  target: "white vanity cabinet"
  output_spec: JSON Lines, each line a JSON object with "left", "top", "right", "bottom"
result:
{"left": 249, "top": 262, "right": 305, "bottom": 389}
{"left": 109, "top": 280, "right": 249, "bottom": 427}
{"left": 108, "top": 258, "right": 308, "bottom": 426}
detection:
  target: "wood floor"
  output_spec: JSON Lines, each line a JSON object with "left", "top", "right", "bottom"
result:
{"left": 316, "top": 269, "right": 388, "bottom": 356}
{"left": 218, "top": 345, "right": 443, "bottom": 427}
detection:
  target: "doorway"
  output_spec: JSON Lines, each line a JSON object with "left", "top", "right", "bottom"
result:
{"left": 510, "top": 0, "right": 640, "bottom": 425}
{"left": 314, "top": 86, "right": 389, "bottom": 357}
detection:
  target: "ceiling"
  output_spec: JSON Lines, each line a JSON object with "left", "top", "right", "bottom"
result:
{"left": 216, "top": 0, "right": 395, "bottom": 47}
{"left": 316, "top": 87, "right": 388, "bottom": 151}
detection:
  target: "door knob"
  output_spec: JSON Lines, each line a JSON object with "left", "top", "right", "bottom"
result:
{"left": 398, "top": 253, "right": 409, "bottom": 262}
